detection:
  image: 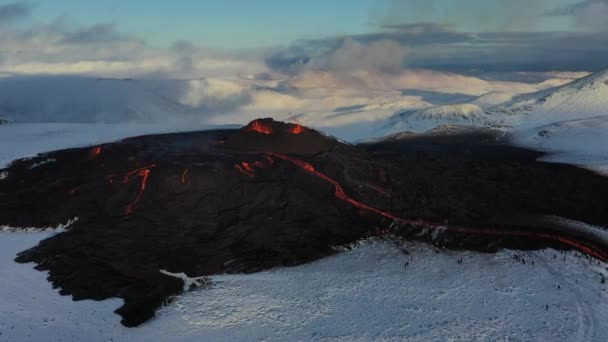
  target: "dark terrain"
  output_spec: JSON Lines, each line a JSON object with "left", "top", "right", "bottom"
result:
{"left": 1, "top": 118, "right": 608, "bottom": 327}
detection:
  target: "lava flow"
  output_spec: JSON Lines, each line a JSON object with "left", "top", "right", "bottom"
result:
{"left": 248, "top": 120, "right": 273, "bottom": 134}
{"left": 234, "top": 157, "right": 274, "bottom": 178}
{"left": 266, "top": 152, "right": 608, "bottom": 262}
{"left": 106, "top": 164, "right": 156, "bottom": 215}
{"left": 89, "top": 146, "right": 102, "bottom": 160}
{"left": 267, "top": 152, "right": 400, "bottom": 221}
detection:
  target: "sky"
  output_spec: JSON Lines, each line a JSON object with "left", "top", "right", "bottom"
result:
{"left": 0, "top": 0, "right": 607, "bottom": 77}
{"left": 24, "top": 0, "right": 582, "bottom": 48}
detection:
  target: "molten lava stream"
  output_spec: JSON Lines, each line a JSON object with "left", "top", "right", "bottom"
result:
{"left": 125, "top": 169, "right": 151, "bottom": 215}
{"left": 266, "top": 152, "right": 608, "bottom": 262}
{"left": 106, "top": 164, "right": 156, "bottom": 215}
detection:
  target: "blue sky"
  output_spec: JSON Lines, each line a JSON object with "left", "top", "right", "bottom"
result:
{"left": 1, "top": 0, "right": 606, "bottom": 75}
{"left": 29, "top": 0, "right": 376, "bottom": 48}
{"left": 23, "top": 0, "right": 581, "bottom": 48}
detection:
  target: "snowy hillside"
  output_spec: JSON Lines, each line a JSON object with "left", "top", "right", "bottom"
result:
{"left": 0, "top": 117, "right": 10, "bottom": 125}
{"left": 510, "top": 115, "right": 608, "bottom": 174}
{"left": 385, "top": 103, "right": 494, "bottom": 134}
{"left": 513, "top": 116, "right": 608, "bottom": 152}
{"left": 490, "top": 69, "right": 608, "bottom": 127}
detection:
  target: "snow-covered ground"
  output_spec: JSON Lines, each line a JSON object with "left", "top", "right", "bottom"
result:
{"left": 4, "top": 233, "right": 608, "bottom": 341}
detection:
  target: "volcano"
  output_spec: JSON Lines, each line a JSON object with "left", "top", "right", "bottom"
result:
{"left": 1, "top": 118, "right": 608, "bottom": 327}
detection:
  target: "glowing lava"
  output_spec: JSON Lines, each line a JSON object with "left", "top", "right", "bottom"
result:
{"left": 248, "top": 120, "right": 273, "bottom": 134}
{"left": 266, "top": 152, "right": 608, "bottom": 262}
{"left": 234, "top": 156, "right": 275, "bottom": 178}
{"left": 234, "top": 163, "right": 254, "bottom": 178}
{"left": 246, "top": 119, "right": 307, "bottom": 135}
{"left": 89, "top": 146, "right": 102, "bottom": 160}
{"left": 107, "top": 164, "right": 156, "bottom": 215}
{"left": 288, "top": 119, "right": 306, "bottom": 134}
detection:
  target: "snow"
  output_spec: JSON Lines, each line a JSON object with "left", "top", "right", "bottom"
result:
{"left": 510, "top": 116, "right": 608, "bottom": 175}
{"left": 372, "top": 69, "right": 608, "bottom": 173}
{"left": 159, "top": 270, "right": 210, "bottom": 292}
{"left": 1, "top": 217, "right": 78, "bottom": 233}
{"left": 472, "top": 91, "right": 518, "bottom": 109}
{"left": 385, "top": 103, "right": 493, "bottom": 134}
{"left": 0, "top": 122, "right": 230, "bottom": 168}
{"left": 491, "top": 70, "right": 608, "bottom": 127}
{"left": 3, "top": 234, "right": 608, "bottom": 341}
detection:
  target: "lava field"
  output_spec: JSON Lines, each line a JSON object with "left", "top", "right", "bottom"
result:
{"left": 1, "top": 118, "right": 608, "bottom": 326}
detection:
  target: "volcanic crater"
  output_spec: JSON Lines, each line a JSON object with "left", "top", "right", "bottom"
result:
{"left": 1, "top": 118, "right": 608, "bottom": 327}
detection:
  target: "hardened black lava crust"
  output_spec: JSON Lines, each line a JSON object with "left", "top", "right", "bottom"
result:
{"left": 1, "top": 118, "right": 608, "bottom": 327}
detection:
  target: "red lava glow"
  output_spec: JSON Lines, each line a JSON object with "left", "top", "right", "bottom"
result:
{"left": 234, "top": 163, "right": 254, "bottom": 178}
{"left": 107, "top": 164, "right": 156, "bottom": 215}
{"left": 181, "top": 169, "right": 189, "bottom": 184}
{"left": 234, "top": 156, "right": 275, "bottom": 178}
{"left": 89, "top": 146, "right": 102, "bottom": 160}
{"left": 267, "top": 152, "right": 400, "bottom": 221}
{"left": 248, "top": 120, "right": 273, "bottom": 135}
{"left": 247, "top": 119, "right": 307, "bottom": 135}
{"left": 266, "top": 152, "right": 608, "bottom": 262}
{"left": 288, "top": 119, "right": 306, "bottom": 134}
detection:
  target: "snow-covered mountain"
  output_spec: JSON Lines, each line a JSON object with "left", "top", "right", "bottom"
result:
{"left": 0, "top": 117, "right": 11, "bottom": 125}
{"left": 378, "top": 68, "right": 608, "bottom": 170}
{"left": 512, "top": 115, "right": 608, "bottom": 157}
{"left": 385, "top": 103, "right": 495, "bottom": 134}
{"left": 489, "top": 69, "right": 608, "bottom": 127}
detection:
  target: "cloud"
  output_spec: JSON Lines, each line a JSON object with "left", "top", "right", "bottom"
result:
{"left": 266, "top": 22, "right": 608, "bottom": 73}
{"left": 60, "top": 22, "right": 139, "bottom": 44}
{"left": 0, "top": 1, "right": 31, "bottom": 23}
{"left": 312, "top": 38, "right": 408, "bottom": 73}
{"left": 574, "top": 1, "right": 608, "bottom": 30}
{"left": 374, "top": 0, "right": 547, "bottom": 31}
{"left": 546, "top": 0, "right": 608, "bottom": 31}
{"left": 0, "top": 17, "right": 268, "bottom": 78}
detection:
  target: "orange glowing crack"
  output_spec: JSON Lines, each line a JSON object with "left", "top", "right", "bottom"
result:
{"left": 89, "top": 146, "right": 102, "bottom": 160}
{"left": 267, "top": 152, "right": 399, "bottom": 221}
{"left": 241, "top": 162, "right": 255, "bottom": 173}
{"left": 234, "top": 157, "right": 275, "bottom": 178}
{"left": 266, "top": 152, "right": 608, "bottom": 262}
{"left": 234, "top": 163, "right": 254, "bottom": 178}
{"left": 125, "top": 169, "right": 151, "bottom": 215}
{"left": 107, "top": 164, "right": 156, "bottom": 215}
